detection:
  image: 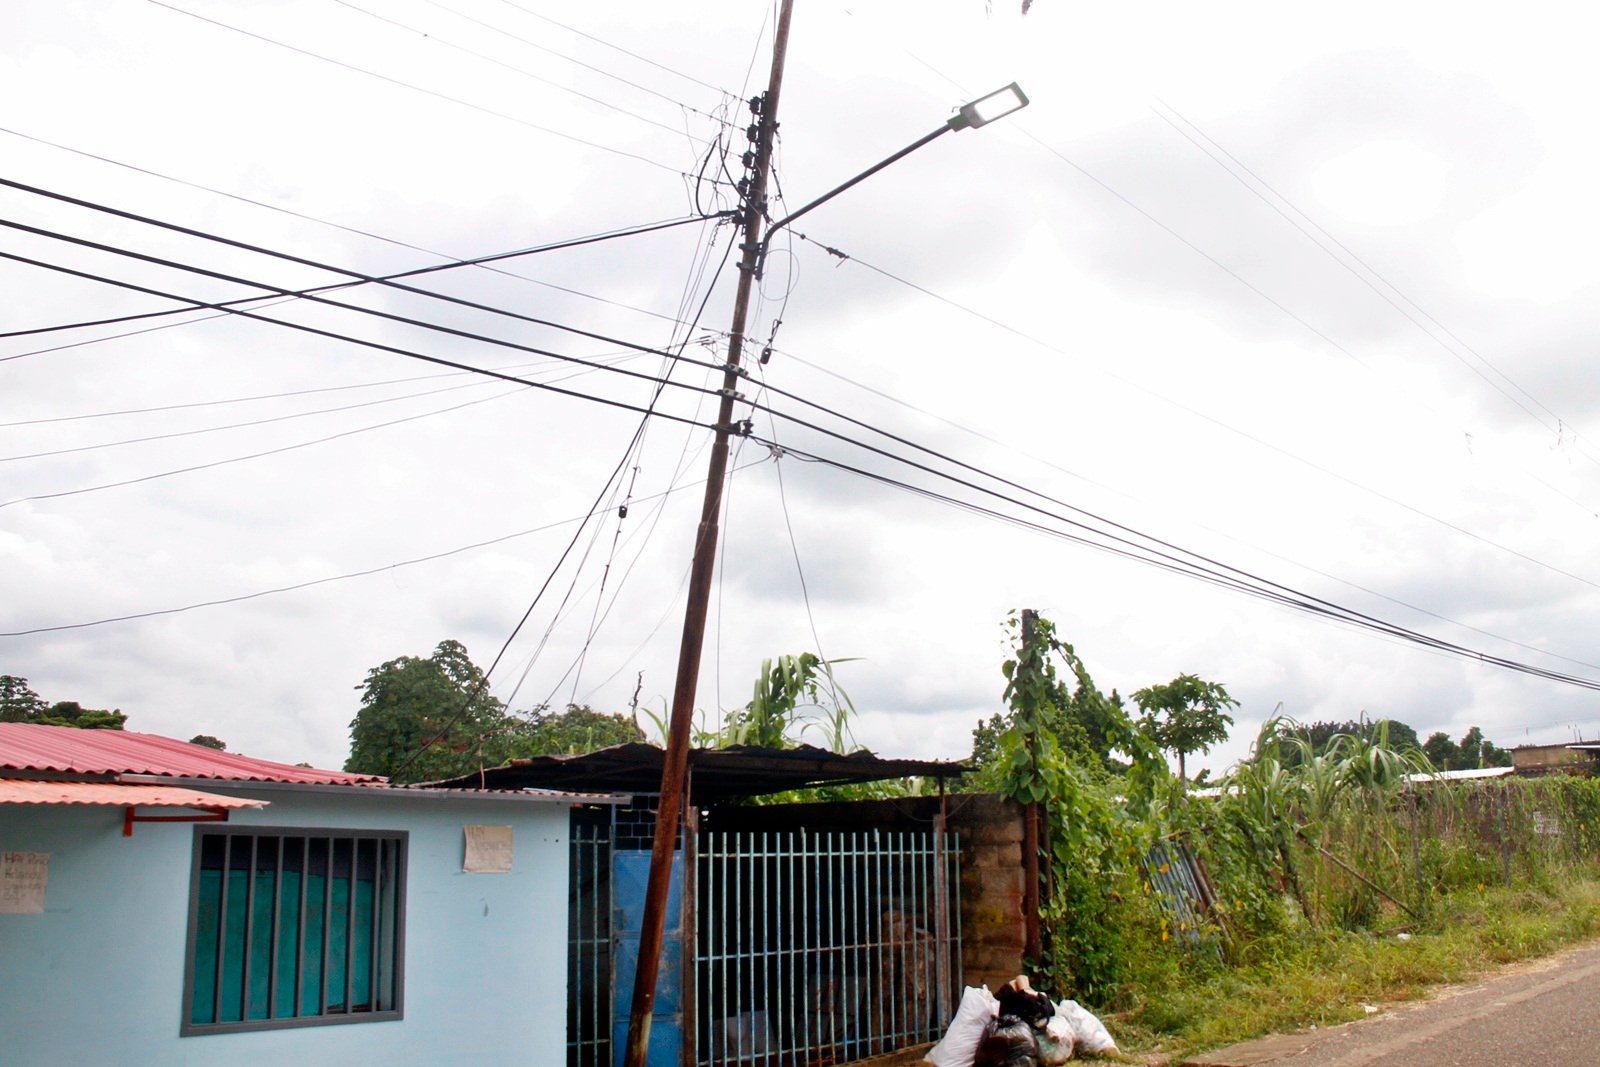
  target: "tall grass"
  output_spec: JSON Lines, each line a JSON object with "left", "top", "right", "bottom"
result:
{"left": 1025, "top": 716, "right": 1600, "bottom": 1057}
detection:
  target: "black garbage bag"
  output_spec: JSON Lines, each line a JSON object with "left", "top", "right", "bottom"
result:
{"left": 973, "top": 1014, "right": 1041, "bottom": 1067}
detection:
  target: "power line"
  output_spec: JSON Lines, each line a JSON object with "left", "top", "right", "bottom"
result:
{"left": 1151, "top": 100, "right": 1600, "bottom": 471}
{"left": 144, "top": 0, "right": 706, "bottom": 179}
{"left": 764, "top": 435, "right": 1600, "bottom": 692}
{"left": 796, "top": 237, "right": 1600, "bottom": 592}
{"left": 0, "top": 213, "right": 732, "bottom": 397}
{"left": 0, "top": 210, "right": 724, "bottom": 357}
{"left": 752, "top": 339, "right": 1600, "bottom": 675}
{"left": 487, "top": 0, "right": 727, "bottom": 95}
{"left": 0, "top": 125, "right": 730, "bottom": 351}
{"left": 1, "top": 178, "right": 729, "bottom": 358}
{"left": 331, "top": 0, "right": 715, "bottom": 140}
{"left": 1, "top": 349, "right": 643, "bottom": 463}
{"left": 0, "top": 250, "right": 720, "bottom": 508}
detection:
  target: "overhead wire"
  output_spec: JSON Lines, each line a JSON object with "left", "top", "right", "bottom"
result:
{"left": 759, "top": 434, "right": 1600, "bottom": 692}
{"left": 0, "top": 178, "right": 733, "bottom": 372}
{"left": 1151, "top": 99, "right": 1600, "bottom": 472}
{"left": 0, "top": 217, "right": 734, "bottom": 404}
{"left": 0, "top": 249, "right": 718, "bottom": 508}
{"left": 758, "top": 341, "right": 1597, "bottom": 674}
{"left": 1, "top": 349, "right": 645, "bottom": 464}
{"left": 0, "top": 124, "right": 735, "bottom": 344}
{"left": 330, "top": 0, "right": 714, "bottom": 140}
{"left": 411, "top": 0, "right": 737, "bottom": 126}
{"left": 0, "top": 210, "right": 723, "bottom": 347}
{"left": 488, "top": 0, "right": 727, "bottom": 95}
{"left": 520, "top": 202, "right": 744, "bottom": 711}
{"left": 143, "top": 0, "right": 707, "bottom": 180}
{"left": 791, "top": 236, "right": 1600, "bottom": 593}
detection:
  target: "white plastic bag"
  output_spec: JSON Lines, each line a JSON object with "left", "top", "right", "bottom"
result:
{"left": 1055, "top": 999, "right": 1118, "bottom": 1055}
{"left": 1037, "top": 1015, "right": 1076, "bottom": 1064}
{"left": 925, "top": 985, "right": 999, "bottom": 1067}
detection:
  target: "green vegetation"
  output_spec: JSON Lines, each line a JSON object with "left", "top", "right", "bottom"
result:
{"left": 973, "top": 612, "right": 1596, "bottom": 1061}
{"left": 1, "top": 675, "right": 127, "bottom": 729}
{"left": 345, "top": 639, "right": 643, "bottom": 783}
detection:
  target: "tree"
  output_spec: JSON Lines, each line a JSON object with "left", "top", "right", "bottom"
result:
{"left": 0, "top": 676, "right": 47, "bottom": 721}
{"left": 1423, "top": 726, "right": 1512, "bottom": 771}
{"left": 517, "top": 704, "right": 642, "bottom": 756}
{"left": 189, "top": 734, "right": 227, "bottom": 750}
{"left": 1423, "top": 730, "right": 1457, "bottom": 769}
{"left": 346, "top": 639, "right": 512, "bottom": 783}
{"left": 1131, "top": 674, "right": 1237, "bottom": 781}
{"left": 1, "top": 677, "right": 126, "bottom": 729}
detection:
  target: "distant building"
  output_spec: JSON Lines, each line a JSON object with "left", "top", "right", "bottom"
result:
{"left": 1511, "top": 742, "right": 1600, "bottom": 776}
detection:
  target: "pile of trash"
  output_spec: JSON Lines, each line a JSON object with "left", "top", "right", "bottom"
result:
{"left": 925, "top": 976, "right": 1118, "bottom": 1066}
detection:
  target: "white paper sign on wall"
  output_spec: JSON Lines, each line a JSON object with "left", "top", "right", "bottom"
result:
{"left": 0, "top": 851, "right": 49, "bottom": 914}
{"left": 463, "top": 825, "right": 513, "bottom": 873}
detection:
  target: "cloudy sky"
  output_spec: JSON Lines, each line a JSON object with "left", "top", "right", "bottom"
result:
{"left": 5, "top": 0, "right": 1599, "bottom": 777}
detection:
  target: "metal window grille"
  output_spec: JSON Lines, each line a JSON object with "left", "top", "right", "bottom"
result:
{"left": 694, "top": 827, "right": 961, "bottom": 1066}
{"left": 568, "top": 807, "right": 615, "bottom": 1067}
{"left": 182, "top": 827, "right": 405, "bottom": 1035}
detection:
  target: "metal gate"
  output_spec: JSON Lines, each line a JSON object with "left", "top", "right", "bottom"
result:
{"left": 569, "top": 808, "right": 613, "bottom": 1067}
{"left": 693, "top": 828, "right": 961, "bottom": 1066}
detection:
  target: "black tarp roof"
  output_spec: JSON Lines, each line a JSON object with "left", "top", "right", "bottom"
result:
{"left": 422, "top": 742, "right": 970, "bottom": 800}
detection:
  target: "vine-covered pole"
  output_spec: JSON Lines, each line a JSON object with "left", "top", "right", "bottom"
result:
{"left": 1021, "top": 607, "right": 1043, "bottom": 961}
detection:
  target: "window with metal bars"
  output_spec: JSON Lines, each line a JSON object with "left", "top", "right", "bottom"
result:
{"left": 181, "top": 828, "right": 406, "bottom": 1034}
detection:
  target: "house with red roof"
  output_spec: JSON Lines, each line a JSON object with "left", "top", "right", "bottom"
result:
{"left": 0, "top": 722, "right": 622, "bottom": 1066}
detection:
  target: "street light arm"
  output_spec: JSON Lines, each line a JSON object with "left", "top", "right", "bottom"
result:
{"left": 752, "top": 83, "right": 1028, "bottom": 281}
{"left": 755, "top": 123, "right": 952, "bottom": 279}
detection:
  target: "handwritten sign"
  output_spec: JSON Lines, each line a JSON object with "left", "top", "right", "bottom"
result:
{"left": 463, "top": 825, "right": 513, "bottom": 873}
{"left": 0, "top": 851, "right": 49, "bottom": 914}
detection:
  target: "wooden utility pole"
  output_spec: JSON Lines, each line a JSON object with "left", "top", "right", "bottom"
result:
{"left": 621, "top": 4, "right": 795, "bottom": 1065}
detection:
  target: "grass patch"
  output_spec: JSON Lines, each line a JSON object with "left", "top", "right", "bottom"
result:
{"left": 1111, "top": 876, "right": 1600, "bottom": 1062}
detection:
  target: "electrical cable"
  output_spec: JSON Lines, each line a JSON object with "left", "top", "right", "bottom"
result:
{"left": 0, "top": 125, "right": 731, "bottom": 354}
{"left": 144, "top": 0, "right": 705, "bottom": 179}
{"left": 1153, "top": 100, "right": 1598, "bottom": 466}
{"left": 0, "top": 218, "right": 733, "bottom": 398}
{"left": 0, "top": 251, "right": 718, "bottom": 508}
{"left": 487, "top": 0, "right": 727, "bottom": 94}
{"left": 745, "top": 380, "right": 1600, "bottom": 675}
{"left": 0, "top": 178, "right": 733, "bottom": 370}
{"left": 514, "top": 212, "right": 742, "bottom": 711}
{"left": 792, "top": 235, "right": 1600, "bottom": 592}
{"left": 331, "top": 0, "right": 714, "bottom": 140}
{"left": 763, "top": 435, "right": 1600, "bottom": 692}
{"left": 0, "top": 210, "right": 723, "bottom": 347}
{"left": 418, "top": 0, "right": 735, "bottom": 123}
{"left": 1, "top": 349, "right": 644, "bottom": 464}
{"left": 759, "top": 343, "right": 1597, "bottom": 673}
{"left": 390, "top": 199, "right": 742, "bottom": 774}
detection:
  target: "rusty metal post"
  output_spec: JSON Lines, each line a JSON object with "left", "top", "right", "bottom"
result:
{"left": 622, "top": 5, "right": 794, "bottom": 1065}
{"left": 933, "top": 784, "right": 952, "bottom": 1022}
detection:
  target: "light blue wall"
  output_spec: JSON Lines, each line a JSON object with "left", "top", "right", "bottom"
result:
{"left": 0, "top": 789, "right": 573, "bottom": 1066}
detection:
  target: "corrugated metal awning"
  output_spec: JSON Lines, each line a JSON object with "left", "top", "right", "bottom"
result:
{"left": 0, "top": 779, "right": 268, "bottom": 809}
{"left": 1, "top": 778, "right": 268, "bottom": 836}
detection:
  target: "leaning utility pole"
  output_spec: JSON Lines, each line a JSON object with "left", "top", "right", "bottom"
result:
{"left": 621, "top": 3, "right": 795, "bottom": 1065}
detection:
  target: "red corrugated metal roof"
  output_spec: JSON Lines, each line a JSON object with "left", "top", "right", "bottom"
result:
{"left": 0, "top": 779, "right": 268, "bottom": 809}
{"left": 0, "top": 723, "right": 382, "bottom": 786}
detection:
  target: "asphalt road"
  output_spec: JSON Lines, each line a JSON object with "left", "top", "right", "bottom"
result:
{"left": 1182, "top": 939, "right": 1600, "bottom": 1067}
